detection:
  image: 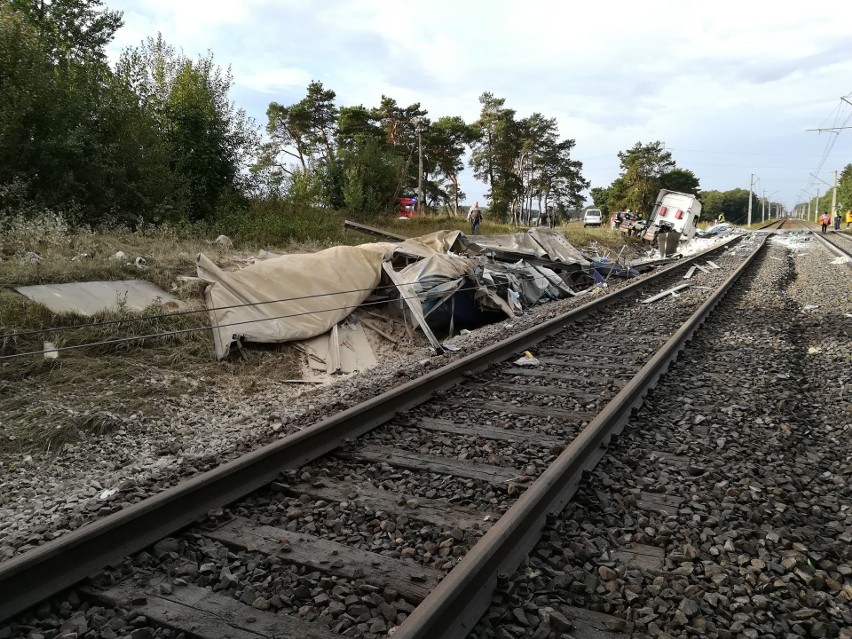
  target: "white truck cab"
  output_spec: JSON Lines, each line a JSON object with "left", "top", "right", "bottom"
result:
{"left": 646, "top": 190, "right": 702, "bottom": 239}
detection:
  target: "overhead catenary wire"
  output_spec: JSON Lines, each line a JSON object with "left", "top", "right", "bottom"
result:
{"left": 0, "top": 269, "right": 580, "bottom": 362}
{"left": 2, "top": 279, "right": 439, "bottom": 340}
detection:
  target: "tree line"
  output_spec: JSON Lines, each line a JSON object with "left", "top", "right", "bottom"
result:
{"left": 255, "top": 88, "right": 589, "bottom": 223}
{"left": 7, "top": 1, "right": 836, "bottom": 232}
{"left": 0, "top": 0, "right": 257, "bottom": 228}
{"left": 0, "top": 0, "right": 590, "bottom": 229}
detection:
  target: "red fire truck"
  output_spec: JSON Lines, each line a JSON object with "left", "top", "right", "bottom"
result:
{"left": 397, "top": 197, "right": 418, "bottom": 219}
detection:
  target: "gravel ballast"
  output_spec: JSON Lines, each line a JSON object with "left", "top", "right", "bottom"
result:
{"left": 469, "top": 236, "right": 852, "bottom": 638}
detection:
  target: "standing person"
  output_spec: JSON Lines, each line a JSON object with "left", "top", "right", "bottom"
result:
{"left": 820, "top": 211, "right": 830, "bottom": 233}
{"left": 834, "top": 211, "right": 842, "bottom": 230}
{"left": 846, "top": 209, "right": 852, "bottom": 229}
{"left": 717, "top": 213, "right": 725, "bottom": 223}
{"left": 549, "top": 210, "right": 557, "bottom": 229}
{"left": 468, "top": 201, "right": 482, "bottom": 235}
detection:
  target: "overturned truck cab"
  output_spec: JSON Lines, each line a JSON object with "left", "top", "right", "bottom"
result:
{"left": 642, "top": 190, "right": 702, "bottom": 257}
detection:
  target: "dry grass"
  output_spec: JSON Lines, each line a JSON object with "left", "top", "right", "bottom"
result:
{"left": 0, "top": 220, "right": 321, "bottom": 455}
{"left": 0, "top": 211, "right": 645, "bottom": 454}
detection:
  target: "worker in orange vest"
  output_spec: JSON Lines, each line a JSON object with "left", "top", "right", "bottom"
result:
{"left": 820, "top": 211, "right": 830, "bottom": 233}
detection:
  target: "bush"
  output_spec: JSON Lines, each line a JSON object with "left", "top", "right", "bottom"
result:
{"left": 213, "top": 199, "right": 346, "bottom": 247}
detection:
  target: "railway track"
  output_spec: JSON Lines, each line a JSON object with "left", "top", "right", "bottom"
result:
{"left": 820, "top": 229, "right": 852, "bottom": 261}
{"left": 1, "top": 234, "right": 771, "bottom": 638}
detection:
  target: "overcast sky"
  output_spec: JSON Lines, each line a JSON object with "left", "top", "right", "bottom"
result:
{"left": 106, "top": 0, "right": 852, "bottom": 211}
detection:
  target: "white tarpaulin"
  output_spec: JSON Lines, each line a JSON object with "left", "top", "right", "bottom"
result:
{"left": 198, "top": 227, "right": 592, "bottom": 359}
{"left": 198, "top": 245, "right": 390, "bottom": 359}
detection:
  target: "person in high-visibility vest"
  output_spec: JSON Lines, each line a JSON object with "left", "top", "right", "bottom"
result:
{"left": 717, "top": 213, "right": 725, "bottom": 223}
{"left": 846, "top": 209, "right": 852, "bottom": 229}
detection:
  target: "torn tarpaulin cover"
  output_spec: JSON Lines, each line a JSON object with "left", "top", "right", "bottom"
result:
{"left": 198, "top": 228, "right": 597, "bottom": 359}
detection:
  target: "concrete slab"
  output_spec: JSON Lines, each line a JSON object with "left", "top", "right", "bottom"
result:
{"left": 15, "top": 280, "right": 183, "bottom": 316}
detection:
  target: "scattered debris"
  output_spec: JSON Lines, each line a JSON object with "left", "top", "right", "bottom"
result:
{"left": 298, "top": 317, "right": 378, "bottom": 376}
{"left": 513, "top": 351, "right": 540, "bottom": 367}
{"left": 43, "top": 341, "right": 59, "bottom": 359}
{"left": 706, "top": 260, "right": 722, "bottom": 270}
{"left": 683, "top": 266, "right": 697, "bottom": 280}
{"left": 829, "top": 256, "right": 850, "bottom": 265}
{"left": 199, "top": 228, "right": 597, "bottom": 360}
{"left": 441, "top": 342, "right": 460, "bottom": 352}
{"left": 803, "top": 304, "right": 819, "bottom": 312}
{"left": 641, "top": 283, "right": 691, "bottom": 304}
{"left": 208, "top": 234, "right": 234, "bottom": 249}
{"left": 20, "top": 251, "right": 42, "bottom": 264}
{"left": 98, "top": 488, "right": 119, "bottom": 500}
{"left": 71, "top": 253, "right": 90, "bottom": 262}
{"left": 133, "top": 256, "right": 148, "bottom": 270}
{"left": 807, "top": 346, "right": 822, "bottom": 354}
{"left": 15, "top": 280, "right": 184, "bottom": 316}
{"left": 113, "top": 251, "right": 126, "bottom": 260}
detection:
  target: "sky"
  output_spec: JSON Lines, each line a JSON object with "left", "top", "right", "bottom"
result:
{"left": 105, "top": 0, "right": 852, "bottom": 212}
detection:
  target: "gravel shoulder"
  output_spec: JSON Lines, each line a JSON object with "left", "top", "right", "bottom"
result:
{"left": 470, "top": 237, "right": 852, "bottom": 638}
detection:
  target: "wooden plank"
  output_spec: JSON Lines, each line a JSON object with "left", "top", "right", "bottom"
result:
{"left": 416, "top": 417, "right": 566, "bottom": 447}
{"left": 469, "top": 381, "right": 599, "bottom": 401}
{"left": 507, "top": 368, "right": 618, "bottom": 384}
{"left": 345, "top": 445, "right": 522, "bottom": 486}
{"left": 87, "top": 580, "right": 339, "bottom": 639}
{"left": 694, "top": 263, "right": 710, "bottom": 274}
{"left": 641, "top": 283, "right": 690, "bottom": 304}
{"left": 343, "top": 219, "right": 406, "bottom": 241}
{"left": 683, "top": 265, "right": 697, "bottom": 280}
{"left": 636, "top": 491, "right": 684, "bottom": 516}
{"left": 562, "top": 605, "right": 633, "bottom": 639}
{"left": 275, "top": 479, "right": 498, "bottom": 532}
{"left": 706, "top": 260, "right": 722, "bottom": 270}
{"left": 442, "top": 398, "right": 594, "bottom": 421}
{"left": 545, "top": 349, "right": 642, "bottom": 360}
{"left": 538, "top": 357, "right": 632, "bottom": 370}
{"left": 612, "top": 543, "right": 664, "bottom": 571}
{"left": 205, "top": 517, "right": 442, "bottom": 603}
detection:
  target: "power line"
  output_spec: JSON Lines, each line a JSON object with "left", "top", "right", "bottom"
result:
{"left": 2, "top": 279, "right": 457, "bottom": 340}
{"left": 0, "top": 271, "right": 577, "bottom": 361}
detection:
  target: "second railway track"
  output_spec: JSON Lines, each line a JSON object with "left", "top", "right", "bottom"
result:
{"left": 2, "top": 233, "right": 775, "bottom": 638}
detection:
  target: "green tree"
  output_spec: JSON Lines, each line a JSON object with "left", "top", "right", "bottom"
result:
{"left": 469, "top": 92, "right": 519, "bottom": 218}
{"left": 9, "top": 0, "right": 122, "bottom": 63}
{"left": 426, "top": 116, "right": 479, "bottom": 215}
{"left": 660, "top": 168, "right": 700, "bottom": 195}
{"left": 608, "top": 141, "right": 675, "bottom": 214}
{"left": 836, "top": 163, "right": 852, "bottom": 213}
{"left": 118, "top": 35, "right": 259, "bottom": 222}
{"left": 589, "top": 187, "right": 612, "bottom": 214}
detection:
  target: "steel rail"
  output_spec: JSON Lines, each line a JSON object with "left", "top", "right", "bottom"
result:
{"left": 393, "top": 234, "right": 770, "bottom": 639}
{"left": 811, "top": 230, "right": 852, "bottom": 262}
{"left": 0, "top": 235, "right": 743, "bottom": 623}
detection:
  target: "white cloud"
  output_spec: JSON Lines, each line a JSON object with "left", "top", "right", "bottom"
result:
{"left": 105, "top": 0, "right": 852, "bottom": 207}
{"left": 237, "top": 67, "right": 313, "bottom": 94}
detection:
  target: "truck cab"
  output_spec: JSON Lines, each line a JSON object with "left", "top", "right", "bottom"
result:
{"left": 646, "top": 190, "right": 702, "bottom": 238}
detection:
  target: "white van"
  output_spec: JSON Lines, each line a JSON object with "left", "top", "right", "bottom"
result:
{"left": 583, "top": 208, "right": 603, "bottom": 227}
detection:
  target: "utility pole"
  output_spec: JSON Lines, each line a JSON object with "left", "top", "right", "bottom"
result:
{"left": 815, "top": 187, "right": 820, "bottom": 222}
{"left": 831, "top": 169, "right": 838, "bottom": 216}
{"left": 761, "top": 188, "right": 766, "bottom": 223}
{"left": 417, "top": 124, "right": 424, "bottom": 216}
{"left": 747, "top": 173, "right": 754, "bottom": 226}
